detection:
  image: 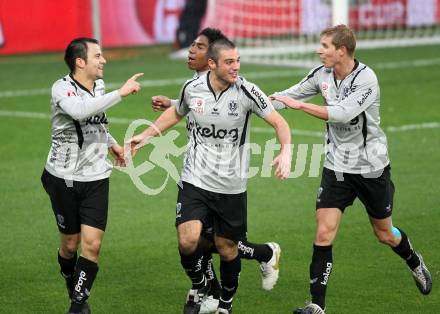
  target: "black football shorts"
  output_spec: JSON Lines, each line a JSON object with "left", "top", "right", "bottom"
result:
{"left": 41, "top": 169, "right": 109, "bottom": 234}
{"left": 316, "top": 165, "right": 394, "bottom": 219}
{"left": 176, "top": 181, "right": 247, "bottom": 241}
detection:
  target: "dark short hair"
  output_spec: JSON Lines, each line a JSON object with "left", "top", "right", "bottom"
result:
{"left": 207, "top": 38, "right": 236, "bottom": 63}
{"left": 64, "top": 37, "right": 99, "bottom": 73}
{"left": 198, "top": 28, "right": 227, "bottom": 45}
{"left": 320, "top": 24, "right": 356, "bottom": 57}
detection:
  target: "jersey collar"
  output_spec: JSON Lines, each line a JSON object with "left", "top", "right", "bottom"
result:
{"left": 69, "top": 73, "right": 96, "bottom": 97}
{"left": 207, "top": 71, "right": 231, "bottom": 102}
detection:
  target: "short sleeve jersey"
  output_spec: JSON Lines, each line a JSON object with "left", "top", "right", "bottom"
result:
{"left": 176, "top": 72, "right": 274, "bottom": 193}
{"left": 274, "top": 60, "right": 389, "bottom": 174}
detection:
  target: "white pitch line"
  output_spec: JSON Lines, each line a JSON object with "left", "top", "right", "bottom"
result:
{"left": 0, "top": 110, "right": 323, "bottom": 137}
{"left": 0, "top": 110, "right": 438, "bottom": 137}
{"left": 1, "top": 58, "right": 440, "bottom": 98}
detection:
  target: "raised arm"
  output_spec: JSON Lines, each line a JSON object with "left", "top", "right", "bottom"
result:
{"left": 270, "top": 95, "right": 329, "bottom": 121}
{"left": 56, "top": 73, "right": 143, "bottom": 120}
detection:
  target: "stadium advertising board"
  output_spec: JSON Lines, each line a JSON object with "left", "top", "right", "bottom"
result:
{"left": 0, "top": 0, "right": 439, "bottom": 55}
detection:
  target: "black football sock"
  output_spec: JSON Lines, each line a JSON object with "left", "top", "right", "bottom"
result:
{"left": 58, "top": 250, "right": 77, "bottom": 295}
{"left": 309, "top": 244, "right": 333, "bottom": 310}
{"left": 202, "top": 252, "right": 221, "bottom": 298}
{"left": 220, "top": 255, "right": 241, "bottom": 302}
{"left": 69, "top": 256, "right": 98, "bottom": 312}
{"left": 391, "top": 227, "right": 420, "bottom": 270}
{"left": 180, "top": 246, "right": 206, "bottom": 289}
{"left": 238, "top": 239, "right": 272, "bottom": 263}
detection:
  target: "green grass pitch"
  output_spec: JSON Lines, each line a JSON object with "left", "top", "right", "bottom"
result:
{"left": 0, "top": 44, "right": 439, "bottom": 313}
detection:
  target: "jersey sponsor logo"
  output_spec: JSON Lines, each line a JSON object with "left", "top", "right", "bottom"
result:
{"left": 188, "top": 121, "right": 239, "bottom": 142}
{"left": 67, "top": 90, "right": 77, "bottom": 97}
{"left": 85, "top": 113, "right": 108, "bottom": 125}
{"left": 250, "top": 86, "right": 267, "bottom": 109}
{"left": 190, "top": 98, "right": 205, "bottom": 114}
{"left": 357, "top": 88, "right": 372, "bottom": 106}
{"left": 228, "top": 100, "right": 238, "bottom": 116}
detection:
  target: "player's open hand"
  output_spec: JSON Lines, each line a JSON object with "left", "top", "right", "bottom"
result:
{"left": 124, "top": 133, "right": 150, "bottom": 159}
{"left": 270, "top": 95, "right": 303, "bottom": 110}
{"left": 272, "top": 148, "right": 292, "bottom": 180}
{"left": 119, "top": 73, "right": 144, "bottom": 97}
{"left": 152, "top": 95, "right": 171, "bottom": 111}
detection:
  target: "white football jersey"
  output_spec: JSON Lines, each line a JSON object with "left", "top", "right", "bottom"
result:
{"left": 273, "top": 60, "right": 390, "bottom": 174}
{"left": 44, "top": 74, "right": 121, "bottom": 181}
{"left": 176, "top": 72, "right": 274, "bottom": 194}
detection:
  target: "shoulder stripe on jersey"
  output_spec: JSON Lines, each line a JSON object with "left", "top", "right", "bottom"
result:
{"left": 240, "top": 85, "right": 262, "bottom": 110}
{"left": 326, "top": 123, "right": 330, "bottom": 144}
{"left": 349, "top": 65, "right": 367, "bottom": 88}
{"left": 179, "top": 78, "right": 198, "bottom": 108}
{"left": 72, "top": 120, "right": 84, "bottom": 149}
{"left": 70, "top": 81, "right": 78, "bottom": 93}
{"left": 301, "top": 65, "right": 324, "bottom": 84}
{"left": 239, "top": 110, "right": 252, "bottom": 147}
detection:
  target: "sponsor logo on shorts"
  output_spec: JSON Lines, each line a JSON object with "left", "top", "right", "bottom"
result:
{"left": 56, "top": 214, "right": 65, "bottom": 229}
{"left": 176, "top": 202, "right": 182, "bottom": 218}
{"left": 316, "top": 187, "right": 323, "bottom": 202}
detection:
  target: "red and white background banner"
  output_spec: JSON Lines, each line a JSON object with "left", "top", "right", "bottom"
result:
{"left": 0, "top": 0, "right": 439, "bottom": 55}
{"left": 0, "top": 0, "right": 185, "bottom": 55}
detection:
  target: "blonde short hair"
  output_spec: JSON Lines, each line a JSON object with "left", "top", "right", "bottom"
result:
{"left": 320, "top": 24, "right": 356, "bottom": 57}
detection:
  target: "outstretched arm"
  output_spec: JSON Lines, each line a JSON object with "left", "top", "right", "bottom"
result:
{"left": 127, "top": 106, "right": 184, "bottom": 156}
{"left": 270, "top": 95, "right": 328, "bottom": 121}
{"left": 151, "top": 95, "right": 177, "bottom": 111}
{"left": 263, "top": 110, "right": 292, "bottom": 180}
{"left": 57, "top": 73, "right": 144, "bottom": 120}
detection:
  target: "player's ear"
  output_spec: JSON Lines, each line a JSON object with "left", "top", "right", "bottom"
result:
{"left": 208, "top": 58, "right": 216, "bottom": 70}
{"left": 75, "top": 57, "right": 86, "bottom": 70}
{"left": 339, "top": 45, "right": 347, "bottom": 56}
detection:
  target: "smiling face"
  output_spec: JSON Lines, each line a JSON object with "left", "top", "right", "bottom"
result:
{"left": 187, "top": 35, "right": 210, "bottom": 72}
{"left": 317, "top": 35, "right": 342, "bottom": 68}
{"left": 79, "top": 42, "right": 106, "bottom": 80}
{"left": 209, "top": 47, "right": 240, "bottom": 85}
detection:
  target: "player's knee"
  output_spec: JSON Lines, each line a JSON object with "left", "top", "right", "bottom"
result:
{"left": 215, "top": 238, "right": 237, "bottom": 260}
{"left": 178, "top": 233, "right": 199, "bottom": 253}
{"left": 315, "top": 226, "right": 336, "bottom": 245}
{"left": 82, "top": 238, "right": 102, "bottom": 256}
{"left": 375, "top": 231, "right": 395, "bottom": 246}
{"left": 60, "top": 236, "right": 80, "bottom": 256}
